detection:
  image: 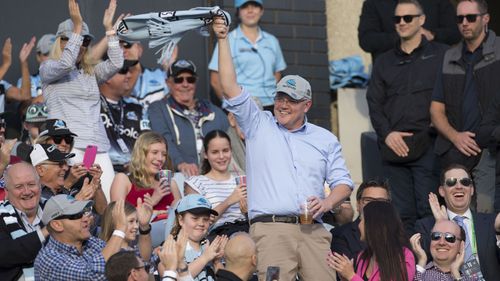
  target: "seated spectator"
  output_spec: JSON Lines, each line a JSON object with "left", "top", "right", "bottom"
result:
{"left": 415, "top": 164, "right": 500, "bottom": 280}
{"left": 100, "top": 199, "right": 153, "bottom": 262}
{"left": 185, "top": 130, "right": 248, "bottom": 241}
{"left": 99, "top": 60, "right": 149, "bottom": 173}
{"left": 34, "top": 196, "right": 128, "bottom": 281}
{"left": 149, "top": 59, "right": 229, "bottom": 177}
{"left": 411, "top": 220, "right": 470, "bottom": 280}
{"left": 331, "top": 179, "right": 391, "bottom": 260}
{"left": 170, "top": 194, "right": 228, "bottom": 281}
{"left": 40, "top": 0, "right": 122, "bottom": 200}
{"left": 216, "top": 232, "right": 257, "bottom": 281}
{"left": 327, "top": 201, "right": 415, "bottom": 281}
{"left": 0, "top": 162, "right": 48, "bottom": 280}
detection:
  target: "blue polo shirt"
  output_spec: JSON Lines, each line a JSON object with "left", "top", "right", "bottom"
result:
{"left": 223, "top": 90, "right": 353, "bottom": 219}
{"left": 209, "top": 26, "right": 287, "bottom": 106}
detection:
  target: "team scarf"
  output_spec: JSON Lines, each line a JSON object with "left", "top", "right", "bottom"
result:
{"left": 117, "top": 6, "right": 231, "bottom": 65}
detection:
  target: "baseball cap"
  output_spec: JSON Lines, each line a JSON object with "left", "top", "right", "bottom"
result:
{"left": 25, "top": 103, "right": 48, "bottom": 123}
{"left": 42, "top": 194, "right": 93, "bottom": 225}
{"left": 168, "top": 59, "right": 197, "bottom": 77}
{"left": 38, "top": 119, "right": 78, "bottom": 138}
{"left": 56, "top": 19, "right": 94, "bottom": 39}
{"left": 30, "top": 143, "right": 75, "bottom": 166}
{"left": 235, "top": 0, "right": 263, "bottom": 8}
{"left": 276, "top": 75, "right": 312, "bottom": 101}
{"left": 175, "top": 194, "right": 218, "bottom": 216}
{"left": 36, "top": 34, "right": 56, "bottom": 55}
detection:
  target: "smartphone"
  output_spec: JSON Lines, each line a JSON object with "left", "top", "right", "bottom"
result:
{"left": 82, "top": 145, "right": 98, "bottom": 169}
{"left": 265, "top": 266, "right": 280, "bottom": 281}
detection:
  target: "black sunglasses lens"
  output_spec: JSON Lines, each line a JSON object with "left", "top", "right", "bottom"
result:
{"left": 52, "top": 136, "right": 73, "bottom": 144}
{"left": 82, "top": 37, "right": 91, "bottom": 47}
{"left": 393, "top": 16, "right": 401, "bottom": 24}
{"left": 402, "top": 15, "right": 414, "bottom": 23}
{"left": 431, "top": 232, "right": 457, "bottom": 243}
{"left": 60, "top": 37, "right": 69, "bottom": 41}
{"left": 457, "top": 14, "right": 479, "bottom": 23}
{"left": 459, "top": 178, "right": 472, "bottom": 186}
{"left": 186, "top": 77, "right": 196, "bottom": 83}
{"left": 173, "top": 77, "right": 196, "bottom": 84}
{"left": 445, "top": 178, "right": 457, "bottom": 187}
{"left": 445, "top": 233, "right": 457, "bottom": 243}
{"left": 466, "top": 14, "right": 478, "bottom": 22}
{"left": 118, "top": 67, "right": 129, "bottom": 74}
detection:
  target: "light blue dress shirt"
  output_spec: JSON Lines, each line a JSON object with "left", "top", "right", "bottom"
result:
{"left": 224, "top": 90, "right": 353, "bottom": 219}
{"left": 209, "top": 26, "right": 287, "bottom": 106}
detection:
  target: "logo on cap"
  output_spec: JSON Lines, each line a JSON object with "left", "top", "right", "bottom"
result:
{"left": 54, "top": 119, "right": 67, "bottom": 129}
{"left": 47, "top": 144, "right": 57, "bottom": 153}
{"left": 286, "top": 79, "right": 296, "bottom": 88}
{"left": 198, "top": 197, "right": 209, "bottom": 205}
{"left": 175, "top": 60, "right": 192, "bottom": 68}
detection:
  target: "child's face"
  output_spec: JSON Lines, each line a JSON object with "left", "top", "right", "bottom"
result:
{"left": 179, "top": 212, "right": 210, "bottom": 242}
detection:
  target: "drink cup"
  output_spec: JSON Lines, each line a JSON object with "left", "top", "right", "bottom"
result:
{"left": 235, "top": 175, "right": 247, "bottom": 186}
{"left": 157, "top": 169, "right": 173, "bottom": 186}
{"left": 299, "top": 200, "right": 313, "bottom": 224}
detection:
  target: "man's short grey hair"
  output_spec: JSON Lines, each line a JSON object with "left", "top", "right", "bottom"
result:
{"left": 4, "top": 161, "right": 40, "bottom": 190}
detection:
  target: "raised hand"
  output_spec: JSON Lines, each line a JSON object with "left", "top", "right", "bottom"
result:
{"left": 228, "top": 184, "right": 247, "bottom": 205}
{"left": 0, "top": 139, "right": 16, "bottom": 167}
{"left": 450, "top": 241, "right": 465, "bottom": 279}
{"left": 68, "top": 0, "right": 83, "bottom": 34}
{"left": 160, "top": 235, "right": 178, "bottom": 270}
{"left": 212, "top": 17, "right": 229, "bottom": 39}
{"left": 1, "top": 38, "right": 12, "bottom": 68}
{"left": 19, "top": 37, "right": 36, "bottom": 63}
{"left": 429, "top": 192, "right": 448, "bottom": 221}
{"left": 151, "top": 177, "right": 171, "bottom": 206}
{"left": 75, "top": 177, "right": 96, "bottom": 200}
{"left": 410, "top": 233, "right": 427, "bottom": 267}
{"left": 136, "top": 197, "right": 153, "bottom": 227}
{"left": 103, "top": 0, "right": 117, "bottom": 31}
{"left": 112, "top": 199, "right": 127, "bottom": 231}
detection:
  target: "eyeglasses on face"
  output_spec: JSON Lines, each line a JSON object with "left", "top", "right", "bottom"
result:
{"left": 430, "top": 231, "right": 460, "bottom": 243}
{"left": 274, "top": 95, "right": 306, "bottom": 105}
{"left": 173, "top": 76, "right": 197, "bottom": 84}
{"left": 118, "top": 66, "right": 130, "bottom": 75}
{"left": 392, "top": 14, "right": 421, "bottom": 24}
{"left": 42, "top": 161, "right": 68, "bottom": 168}
{"left": 129, "top": 263, "right": 151, "bottom": 276}
{"left": 119, "top": 40, "right": 133, "bottom": 49}
{"left": 51, "top": 135, "right": 74, "bottom": 144}
{"left": 444, "top": 177, "right": 473, "bottom": 188}
{"left": 60, "top": 35, "right": 92, "bottom": 47}
{"left": 55, "top": 205, "right": 93, "bottom": 221}
{"left": 456, "top": 13, "right": 486, "bottom": 24}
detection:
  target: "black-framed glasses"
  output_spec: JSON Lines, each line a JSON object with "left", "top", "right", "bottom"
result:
{"left": 51, "top": 135, "right": 74, "bottom": 144}
{"left": 60, "top": 36, "right": 91, "bottom": 47}
{"left": 118, "top": 66, "right": 130, "bottom": 75}
{"left": 430, "top": 231, "right": 460, "bottom": 243}
{"left": 393, "top": 14, "right": 421, "bottom": 24}
{"left": 456, "top": 13, "right": 486, "bottom": 24}
{"left": 128, "top": 263, "right": 151, "bottom": 276}
{"left": 173, "top": 76, "right": 197, "bottom": 84}
{"left": 54, "top": 206, "right": 93, "bottom": 220}
{"left": 444, "top": 177, "right": 473, "bottom": 188}
{"left": 274, "top": 95, "right": 306, "bottom": 105}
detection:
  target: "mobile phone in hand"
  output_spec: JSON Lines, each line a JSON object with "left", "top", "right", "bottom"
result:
{"left": 82, "top": 145, "right": 97, "bottom": 169}
{"left": 265, "top": 266, "right": 280, "bottom": 281}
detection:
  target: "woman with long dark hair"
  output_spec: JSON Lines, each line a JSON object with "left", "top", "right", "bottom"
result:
{"left": 327, "top": 201, "right": 415, "bottom": 281}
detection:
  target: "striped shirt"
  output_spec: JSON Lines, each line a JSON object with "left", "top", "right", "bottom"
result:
{"left": 185, "top": 175, "right": 246, "bottom": 230}
{"left": 415, "top": 263, "right": 474, "bottom": 281}
{"left": 40, "top": 33, "right": 123, "bottom": 152}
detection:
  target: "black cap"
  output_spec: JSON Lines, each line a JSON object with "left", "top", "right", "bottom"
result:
{"left": 168, "top": 59, "right": 197, "bottom": 77}
{"left": 30, "top": 144, "right": 75, "bottom": 166}
{"left": 39, "top": 119, "right": 77, "bottom": 137}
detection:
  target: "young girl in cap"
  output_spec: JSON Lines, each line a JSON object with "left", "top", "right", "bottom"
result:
{"left": 169, "top": 194, "right": 228, "bottom": 281}
{"left": 185, "top": 130, "right": 248, "bottom": 241}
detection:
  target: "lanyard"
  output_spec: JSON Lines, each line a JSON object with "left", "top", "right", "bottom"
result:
{"left": 101, "top": 96, "right": 124, "bottom": 136}
{"left": 470, "top": 216, "right": 477, "bottom": 254}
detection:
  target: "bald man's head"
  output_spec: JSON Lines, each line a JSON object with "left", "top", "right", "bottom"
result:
{"left": 224, "top": 233, "right": 257, "bottom": 269}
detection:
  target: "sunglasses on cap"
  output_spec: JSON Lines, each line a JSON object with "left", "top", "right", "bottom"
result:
{"left": 430, "top": 231, "right": 460, "bottom": 243}
{"left": 54, "top": 205, "right": 93, "bottom": 220}
{"left": 444, "top": 177, "right": 473, "bottom": 188}
{"left": 51, "top": 135, "right": 74, "bottom": 144}
{"left": 456, "top": 13, "right": 486, "bottom": 24}
{"left": 60, "top": 35, "right": 92, "bottom": 47}
{"left": 392, "top": 14, "right": 421, "bottom": 24}
{"left": 173, "top": 76, "right": 197, "bottom": 84}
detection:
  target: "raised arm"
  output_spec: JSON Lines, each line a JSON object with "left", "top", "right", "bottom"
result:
{"left": 212, "top": 17, "right": 240, "bottom": 99}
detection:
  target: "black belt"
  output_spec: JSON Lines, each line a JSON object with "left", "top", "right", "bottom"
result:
{"left": 250, "top": 215, "right": 300, "bottom": 225}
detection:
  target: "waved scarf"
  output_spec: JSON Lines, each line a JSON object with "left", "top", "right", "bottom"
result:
{"left": 117, "top": 6, "right": 231, "bottom": 65}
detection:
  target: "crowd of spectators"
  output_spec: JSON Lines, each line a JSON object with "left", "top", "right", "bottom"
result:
{"left": 0, "top": 0, "right": 499, "bottom": 281}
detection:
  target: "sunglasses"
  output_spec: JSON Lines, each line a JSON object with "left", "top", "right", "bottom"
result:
{"left": 274, "top": 95, "right": 306, "bottom": 105}
{"left": 118, "top": 66, "right": 130, "bottom": 75}
{"left": 444, "top": 177, "right": 473, "bottom": 188}
{"left": 60, "top": 35, "right": 92, "bottom": 47}
{"left": 430, "top": 231, "right": 460, "bottom": 243}
{"left": 173, "top": 76, "right": 197, "bottom": 84}
{"left": 393, "top": 14, "right": 421, "bottom": 24}
{"left": 119, "top": 40, "right": 133, "bottom": 49}
{"left": 51, "top": 135, "right": 74, "bottom": 144}
{"left": 55, "top": 206, "right": 93, "bottom": 220}
{"left": 456, "top": 13, "right": 486, "bottom": 24}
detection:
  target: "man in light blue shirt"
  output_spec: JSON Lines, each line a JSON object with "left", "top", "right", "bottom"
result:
{"left": 209, "top": 0, "right": 286, "bottom": 108}
{"left": 213, "top": 17, "right": 353, "bottom": 281}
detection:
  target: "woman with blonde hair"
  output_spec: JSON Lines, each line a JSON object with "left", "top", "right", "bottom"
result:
{"left": 40, "top": 0, "right": 123, "bottom": 200}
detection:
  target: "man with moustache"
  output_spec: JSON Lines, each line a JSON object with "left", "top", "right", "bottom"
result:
{"left": 366, "top": 0, "right": 447, "bottom": 235}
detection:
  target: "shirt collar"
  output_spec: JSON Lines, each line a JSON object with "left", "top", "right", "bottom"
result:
{"left": 15, "top": 205, "right": 43, "bottom": 228}
{"left": 235, "top": 25, "right": 265, "bottom": 41}
{"left": 446, "top": 208, "right": 472, "bottom": 221}
{"left": 275, "top": 116, "right": 309, "bottom": 133}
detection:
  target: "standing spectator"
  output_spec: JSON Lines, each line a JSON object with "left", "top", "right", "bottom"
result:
{"left": 358, "top": 0, "right": 460, "bottom": 61}
{"left": 0, "top": 162, "right": 49, "bottom": 281}
{"left": 34, "top": 196, "right": 128, "bottom": 281}
{"left": 100, "top": 61, "right": 148, "bottom": 173}
{"left": 209, "top": 0, "right": 286, "bottom": 109}
{"left": 331, "top": 179, "right": 391, "bottom": 260}
{"left": 149, "top": 59, "right": 229, "bottom": 177}
{"left": 213, "top": 18, "right": 353, "bottom": 280}
{"left": 40, "top": 0, "right": 122, "bottom": 200}
{"left": 366, "top": 0, "right": 448, "bottom": 234}
{"left": 430, "top": 0, "right": 499, "bottom": 213}
{"left": 327, "top": 201, "right": 416, "bottom": 281}
{"left": 185, "top": 130, "right": 248, "bottom": 241}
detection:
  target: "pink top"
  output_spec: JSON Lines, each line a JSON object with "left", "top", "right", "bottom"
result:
{"left": 350, "top": 247, "right": 416, "bottom": 281}
{"left": 125, "top": 183, "right": 174, "bottom": 211}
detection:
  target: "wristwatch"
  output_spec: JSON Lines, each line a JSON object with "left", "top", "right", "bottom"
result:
{"left": 139, "top": 224, "right": 152, "bottom": 235}
{"left": 177, "top": 263, "right": 189, "bottom": 274}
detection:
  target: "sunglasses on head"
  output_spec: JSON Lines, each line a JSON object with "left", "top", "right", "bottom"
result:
{"left": 393, "top": 14, "right": 421, "bottom": 24}
{"left": 60, "top": 35, "right": 92, "bottom": 47}
{"left": 54, "top": 206, "right": 93, "bottom": 221}
{"left": 430, "top": 231, "right": 460, "bottom": 243}
{"left": 456, "top": 13, "right": 486, "bottom": 24}
{"left": 173, "top": 76, "right": 197, "bottom": 84}
{"left": 51, "top": 135, "right": 74, "bottom": 144}
{"left": 444, "top": 177, "right": 473, "bottom": 188}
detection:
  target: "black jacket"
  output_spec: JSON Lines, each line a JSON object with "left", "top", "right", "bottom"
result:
{"left": 367, "top": 38, "right": 448, "bottom": 142}
{"left": 330, "top": 217, "right": 364, "bottom": 260}
{"left": 358, "top": 0, "right": 460, "bottom": 61}
{"left": 215, "top": 269, "right": 244, "bottom": 281}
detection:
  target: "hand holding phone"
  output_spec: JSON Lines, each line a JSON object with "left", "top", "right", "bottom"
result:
{"left": 82, "top": 145, "right": 97, "bottom": 170}
{"left": 265, "top": 266, "right": 280, "bottom": 281}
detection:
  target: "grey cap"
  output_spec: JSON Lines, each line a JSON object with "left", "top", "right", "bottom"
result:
{"left": 42, "top": 194, "right": 92, "bottom": 225}
{"left": 36, "top": 34, "right": 56, "bottom": 55}
{"left": 276, "top": 75, "right": 312, "bottom": 101}
{"left": 56, "top": 19, "right": 94, "bottom": 39}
